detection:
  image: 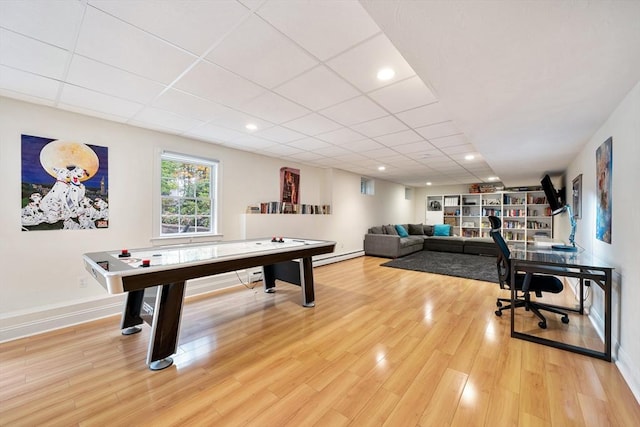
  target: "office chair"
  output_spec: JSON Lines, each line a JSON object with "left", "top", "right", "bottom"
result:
{"left": 488, "top": 216, "right": 569, "bottom": 329}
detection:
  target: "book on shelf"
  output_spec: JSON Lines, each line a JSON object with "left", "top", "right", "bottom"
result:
{"left": 257, "top": 202, "right": 331, "bottom": 214}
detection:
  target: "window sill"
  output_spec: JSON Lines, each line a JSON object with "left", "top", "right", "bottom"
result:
{"left": 150, "top": 233, "right": 224, "bottom": 246}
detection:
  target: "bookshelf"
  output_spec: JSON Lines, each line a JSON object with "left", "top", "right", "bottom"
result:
{"left": 425, "top": 190, "right": 553, "bottom": 241}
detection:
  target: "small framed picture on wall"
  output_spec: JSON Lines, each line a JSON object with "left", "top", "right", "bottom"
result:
{"left": 572, "top": 174, "right": 582, "bottom": 219}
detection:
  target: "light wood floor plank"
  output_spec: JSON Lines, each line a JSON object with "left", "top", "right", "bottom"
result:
{"left": 0, "top": 255, "right": 638, "bottom": 426}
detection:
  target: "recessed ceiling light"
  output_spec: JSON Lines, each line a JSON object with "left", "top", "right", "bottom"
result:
{"left": 426, "top": 182, "right": 432, "bottom": 186}
{"left": 378, "top": 166, "right": 386, "bottom": 171}
{"left": 245, "top": 123, "right": 257, "bottom": 131}
{"left": 376, "top": 68, "right": 395, "bottom": 81}
{"left": 464, "top": 154, "right": 475, "bottom": 161}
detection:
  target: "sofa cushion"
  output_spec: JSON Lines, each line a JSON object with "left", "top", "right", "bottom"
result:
{"left": 434, "top": 224, "right": 451, "bottom": 236}
{"left": 370, "top": 226, "right": 384, "bottom": 234}
{"left": 384, "top": 224, "right": 398, "bottom": 235}
{"left": 423, "top": 225, "right": 434, "bottom": 236}
{"left": 395, "top": 224, "right": 409, "bottom": 237}
{"left": 408, "top": 223, "right": 425, "bottom": 235}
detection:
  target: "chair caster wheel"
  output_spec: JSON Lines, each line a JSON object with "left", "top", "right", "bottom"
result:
{"left": 496, "top": 301, "right": 502, "bottom": 308}
{"left": 495, "top": 310, "right": 502, "bottom": 317}
{"left": 561, "top": 316, "right": 570, "bottom": 324}
{"left": 538, "top": 321, "right": 547, "bottom": 329}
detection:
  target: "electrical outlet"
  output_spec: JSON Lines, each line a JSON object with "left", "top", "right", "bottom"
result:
{"left": 247, "top": 271, "right": 262, "bottom": 283}
{"left": 79, "top": 277, "right": 88, "bottom": 288}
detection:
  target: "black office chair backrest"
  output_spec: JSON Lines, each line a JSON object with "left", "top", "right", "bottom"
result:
{"left": 489, "top": 218, "right": 512, "bottom": 288}
{"left": 488, "top": 215, "right": 502, "bottom": 231}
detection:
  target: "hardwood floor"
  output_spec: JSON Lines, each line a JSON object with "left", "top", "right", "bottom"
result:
{"left": 1, "top": 256, "right": 639, "bottom": 426}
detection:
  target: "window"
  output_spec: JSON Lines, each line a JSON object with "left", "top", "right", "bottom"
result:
{"left": 160, "top": 152, "right": 218, "bottom": 235}
{"left": 361, "top": 177, "right": 375, "bottom": 195}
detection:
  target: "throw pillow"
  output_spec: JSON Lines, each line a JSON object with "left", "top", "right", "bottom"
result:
{"left": 384, "top": 224, "right": 399, "bottom": 235}
{"left": 433, "top": 224, "right": 451, "bottom": 236}
{"left": 408, "top": 224, "right": 425, "bottom": 235}
{"left": 395, "top": 224, "right": 409, "bottom": 237}
{"left": 370, "top": 226, "right": 384, "bottom": 234}
{"left": 423, "top": 225, "right": 434, "bottom": 236}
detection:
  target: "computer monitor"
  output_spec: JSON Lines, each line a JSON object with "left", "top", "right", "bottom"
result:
{"left": 540, "top": 174, "right": 577, "bottom": 251}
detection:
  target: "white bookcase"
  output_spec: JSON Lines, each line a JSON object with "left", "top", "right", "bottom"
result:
{"left": 425, "top": 190, "right": 553, "bottom": 241}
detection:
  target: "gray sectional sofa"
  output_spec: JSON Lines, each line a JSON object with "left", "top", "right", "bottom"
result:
{"left": 364, "top": 223, "right": 496, "bottom": 258}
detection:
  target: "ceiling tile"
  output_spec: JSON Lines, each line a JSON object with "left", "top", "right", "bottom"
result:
{"left": 0, "top": 29, "right": 69, "bottom": 80}
{"left": 283, "top": 113, "right": 342, "bottom": 136}
{"left": 351, "top": 115, "right": 408, "bottom": 138}
{"left": 227, "top": 134, "right": 276, "bottom": 150}
{"left": 415, "top": 121, "right": 461, "bottom": 140}
{"left": 319, "top": 95, "right": 387, "bottom": 126}
{"left": 257, "top": 0, "right": 380, "bottom": 60}
{"left": 311, "top": 145, "right": 352, "bottom": 157}
{"left": 152, "top": 88, "right": 233, "bottom": 122}
{"left": 286, "top": 137, "right": 332, "bottom": 151}
{"left": 239, "top": 91, "right": 310, "bottom": 124}
{"left": 374, "top": 129, "right": 424, "bottom": 147}
{"left": 395, "top": 102, "right": 450, "bottom": 128}
{"left": 326, "top": 33, "right": 416, "bottom": 92}
{"left": 441, "top": 144, "right": 477, "bottom": 155}
{"left": 0, "top": 65, "right": 60, "bottom": 102}
{"left": 206, "top": 14, "right": 318, "bottom": 88}
{"left": 335, "top": 152, "right": 369, "bottom": 163}
{"left": 59, "top": 84, "right": 142, "bottom": 120}
{"left": 255, "top": 126, "right": 306, "bottom": 143}
{"left": 258, "top": 143, "right": 304, "bottom": 157}
{"left": 342, "top": 139, "right": 386, "bottom": 152}
{"left": 316, "top": 128, "right": 366, "bottom": 144}
{"left": 132, "top": 106, "right": 204, "bottom": 133}
{"left": 358, "top": 146, "right": 399, "bottom": 158}
{"left": 393, "top": 141, "right": 438, "bottom": 155}
{"left": 89, "top": 0, "right": 249, "bottom": 55}
{"left": 287, "top": 151, "right": 327, "bottom": 162}
{"left": 368, "top": 76, "right": 437, "bottom": 113}
{"left": 175, "top": 60, "right": 264, "bottom": 107}
{"left": 75, "top": 7, "right": 197, "bottom": 84}
{"left": 0, "top": 0, "right": 85, "bottom": 49}
{"left": 185, "top": 123, "right": 245, "bottom": 143}
{"left": 274, "top": 65, "right": 359, "bottom": 111}
{"left": 67, "top": 55, "right": 166, "bottom": 104}
{"left": 208, "top": 109, "right": 274, "bottom": 134}
{"left": 428, "top": 133, "right": 469, "bottom": 148}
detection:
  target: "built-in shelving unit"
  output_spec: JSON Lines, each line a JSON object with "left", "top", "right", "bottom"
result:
{"left": 425, "top": 190, "right": 553, "bottom": 241}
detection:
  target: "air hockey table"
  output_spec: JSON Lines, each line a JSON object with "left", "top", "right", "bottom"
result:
{"left": 83, "top": 237, "right": 336, "bottom": 370}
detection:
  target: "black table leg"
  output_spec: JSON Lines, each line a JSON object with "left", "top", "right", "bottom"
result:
{"left": 262, "top": 257, "right": 315, "bottom": 307}
{"left": 145, "top": 282, "right": 186, "bottom": 370}
{"left": 121, "top": 289, "right": 144, "bottom": 335}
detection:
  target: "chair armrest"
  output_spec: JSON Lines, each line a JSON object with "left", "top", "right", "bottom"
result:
{"left": 364, "top": 234, "right": 401, "bottom": 257}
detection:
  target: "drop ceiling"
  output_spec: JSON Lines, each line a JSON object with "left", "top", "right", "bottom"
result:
{"left": 1, "top": 1, "right": 639, "bottom": 187}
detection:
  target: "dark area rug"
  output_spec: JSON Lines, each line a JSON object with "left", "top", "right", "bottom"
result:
{"left": 381, "top": 250, "right": 499, "bottom": 283}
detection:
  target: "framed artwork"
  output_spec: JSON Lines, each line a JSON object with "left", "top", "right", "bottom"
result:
{"left": 596, "top": 137, "right": 612, "bottom": 243}
{"left": 572, "top": 174, "right": 582, "bottom": 219}
{"left": 21, "top": 134, "right": 109, "bottom": 231}
{"left": 280, "top": 167, "right": 300, "bottom": 205}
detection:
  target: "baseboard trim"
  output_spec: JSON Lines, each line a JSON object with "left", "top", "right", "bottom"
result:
{"left": 0, "top": 253, "right": 359, "bottom": 343}
{"left": 616, "top": 346, "right": 640, "bottom": 404}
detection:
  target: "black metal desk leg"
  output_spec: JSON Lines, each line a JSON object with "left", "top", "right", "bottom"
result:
{"left": 146, "top": 282, "right": 186, "bottom": 370}
{"left": 300, "top": 257, "right": 315, "bottom": 307}
{"left": 262, "top": 265, "right": 276, "bottom": 293}
{"left": 121, "top": 289, "right": 144, "bottom": 335}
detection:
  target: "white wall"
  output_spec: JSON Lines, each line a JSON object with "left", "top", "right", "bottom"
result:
{"left": 565, "top": 80, "right": 640, "bottom": 401}
{"left": 0, "top": 97, "right": 415, "bottom": 338}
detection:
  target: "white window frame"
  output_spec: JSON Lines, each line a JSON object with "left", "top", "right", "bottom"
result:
{"left": 361, "top": 177, "right": 375, "bottom": 195}
{"left": 153, "top": 150, "right": 220, "bottom": 242}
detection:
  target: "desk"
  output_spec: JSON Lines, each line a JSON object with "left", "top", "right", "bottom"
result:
{"left": 83, "top": 238, "right": 336, "bottom": 370}
{"left": 509, "top": 244, "right": 613, "bottom": 361}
